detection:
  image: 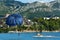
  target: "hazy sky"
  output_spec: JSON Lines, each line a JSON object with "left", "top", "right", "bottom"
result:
{"left": 16, "top": 0, "right": 54, "bottom": 3}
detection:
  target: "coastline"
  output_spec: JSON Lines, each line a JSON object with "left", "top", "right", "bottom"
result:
{"left": 8, "top": 30, "right": 60, "bottom": 33}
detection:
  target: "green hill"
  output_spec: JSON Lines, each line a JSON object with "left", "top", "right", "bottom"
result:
{"left": 0, "top": 0, "right": 60, "bottom": 19}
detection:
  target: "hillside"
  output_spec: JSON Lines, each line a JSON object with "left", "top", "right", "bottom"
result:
{"left": 0, "top": 0, "right": 60, "bottom": 19}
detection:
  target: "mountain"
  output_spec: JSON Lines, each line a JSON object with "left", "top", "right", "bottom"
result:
{"left": 0, "top": 0, "right": 60, "bottom": 19}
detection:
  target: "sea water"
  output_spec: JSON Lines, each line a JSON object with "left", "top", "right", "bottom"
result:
{"left": 0, "top": 32, "right": 60, "bottom": 40}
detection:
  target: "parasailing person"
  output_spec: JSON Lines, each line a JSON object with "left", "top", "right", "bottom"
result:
{"left": 6, "top": 13, "right": 23, "bottom": 33}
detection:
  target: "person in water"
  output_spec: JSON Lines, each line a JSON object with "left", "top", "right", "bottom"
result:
{"left": 37, "top": 33, "right": 43, "bottom": 36}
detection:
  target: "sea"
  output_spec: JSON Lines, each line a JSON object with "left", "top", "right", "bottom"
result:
{"left": 0, "top": 32, "right": 60, "bottom": 40}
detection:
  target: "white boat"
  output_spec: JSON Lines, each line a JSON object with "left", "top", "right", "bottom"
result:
{"left": 33, "top": 35, "right": 55, "bottom": 38}
{"left": 33, "top": 33, "right": 55, "bottom": 38}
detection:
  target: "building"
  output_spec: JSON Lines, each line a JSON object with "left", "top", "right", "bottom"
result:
{"left": 44, "top": 17, "right": 50, "bottom": 20}
{"left": 52, "top": 17, "right": 60, "bottom": 19}
{"left": 44, "top": 16, "right": 51, "bottom": 20}
{"left": 23, "top": 17, "right": 33, "bottom": 27}
{"left": 43, "top": 15, "right": 60, "bottom": 20}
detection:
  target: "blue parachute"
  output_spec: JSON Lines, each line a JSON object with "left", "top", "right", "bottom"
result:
{"left": 6, "top": 13, "right": 23, "bottom": 26}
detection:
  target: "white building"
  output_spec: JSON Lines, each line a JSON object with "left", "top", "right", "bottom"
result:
{"left": 23, "top": 17, "right": 33, "bottom": 27}
{"left": 52, "top": 17, "right": 60, "bottom": 19}
{"left": 44, "top": 16, "right": 60, "bottom": 20}
{"left": 44, "top": 17, "right": 50, "bottom": 20}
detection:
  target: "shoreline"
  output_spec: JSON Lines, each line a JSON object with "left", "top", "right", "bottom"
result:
{"left": 8, "top": 30, "right": 60, "bottom": 33}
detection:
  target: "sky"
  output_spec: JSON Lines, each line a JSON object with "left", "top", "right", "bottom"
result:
{"left": 16, "top": 0, "right": 54, "bottom": 3}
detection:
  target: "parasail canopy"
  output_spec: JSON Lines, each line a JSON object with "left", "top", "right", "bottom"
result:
{"left": 6, "top": 13, "right": 23, "bottom": 26}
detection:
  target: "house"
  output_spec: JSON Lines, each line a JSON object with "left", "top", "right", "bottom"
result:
{"left": 23, "top": 17, "right": 33, "bottom": 27}
{"left": 44, "top": 15, "right": 60, "bottom": 20}
{"left": 44, "top": 17, "right": 50, "bottom": 20}
{"left": 44, "top": 16, "right": 51, "bottom": 20}
{"left": 52, "top": 15, "right": 60, "bottom": 19}
{"left": 52, "top": 17, "right": 60, "bottom": 19}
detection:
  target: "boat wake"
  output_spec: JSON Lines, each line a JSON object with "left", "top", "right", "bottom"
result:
{"left": 33, "top": 33, "right": 60, "bottom": 38}
{"left": 33, "top": 35, "right": 55, "bottom": 37}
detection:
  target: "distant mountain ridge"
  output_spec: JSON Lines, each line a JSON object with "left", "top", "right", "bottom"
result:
{"left": 0, "top": 0, "right": 60, "bottom": 19}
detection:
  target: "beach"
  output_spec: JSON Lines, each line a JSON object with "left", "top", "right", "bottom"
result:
{"left": 8, "top": 30, "right": 60, "bottom": 33}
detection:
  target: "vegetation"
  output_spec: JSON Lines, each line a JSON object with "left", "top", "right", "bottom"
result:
{"left": 32, "top": 18, "right": 60, "bottom": 31}
{"left": 0, "top": 0, "right": 60, "bottom": 33}
{"left": 0, "top": 18, "right": 60, "bottom": 33}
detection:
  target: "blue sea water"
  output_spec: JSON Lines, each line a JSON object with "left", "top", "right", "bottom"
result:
{"left": 0, "top": 32, "right": 60, "bottom": 40}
